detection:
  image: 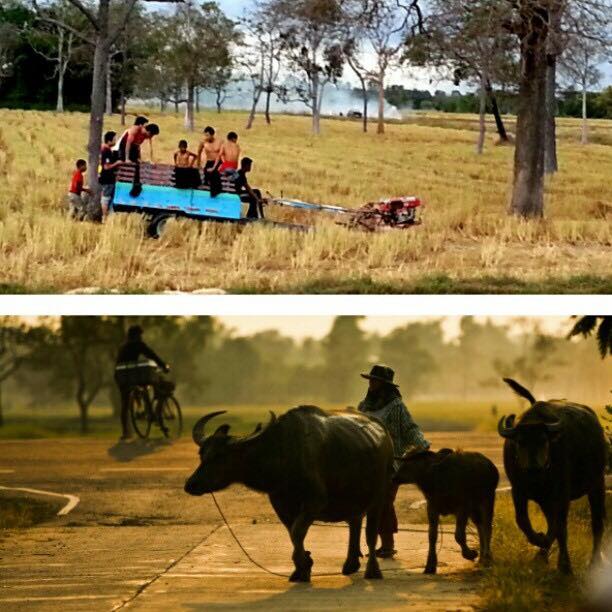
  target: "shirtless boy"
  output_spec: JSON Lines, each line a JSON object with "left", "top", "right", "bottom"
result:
{"left": 213, "top": 131, "right": 241, "bottom": 175}
{"left": 174, "top": 140, "right": 197, "bottom": 168}
{"left": 197, "top": 126, "right": 221, "bottom": 174}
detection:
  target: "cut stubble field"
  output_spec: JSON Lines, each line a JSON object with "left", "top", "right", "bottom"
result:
{"left": 0, "top": 109, "right": 610, "bottom": 294}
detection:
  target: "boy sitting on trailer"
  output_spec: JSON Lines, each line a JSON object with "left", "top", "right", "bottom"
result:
{"left": 234, "top": 157, "right": 264, "bottom": 219}
{"left": 174, "top": 140, "right": 197, "bottom": 168}
{"left": 68, "top": 159, "right": 92, "bottom": 220}
{"left": 211, "top": 131, "right": 241, "bottom": 176}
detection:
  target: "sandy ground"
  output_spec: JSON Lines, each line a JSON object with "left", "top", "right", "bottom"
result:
{"left": 0, "top": 433, "right": 505, "bottom": 612}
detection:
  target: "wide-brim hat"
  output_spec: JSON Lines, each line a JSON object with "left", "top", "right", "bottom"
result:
{"left": 360, "top": 365, "right": 399, "bottom": 387}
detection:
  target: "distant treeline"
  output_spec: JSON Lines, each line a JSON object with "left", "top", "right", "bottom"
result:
{"left": 384, "top": 86, "right": 612, "bottom": 120}
{"left": 0, "top": 317, "right": 609, "bottom": 432}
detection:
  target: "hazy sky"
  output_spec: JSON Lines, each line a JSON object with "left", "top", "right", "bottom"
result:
{"left": 218, "top": 316, "right": 570, "bottom": 341}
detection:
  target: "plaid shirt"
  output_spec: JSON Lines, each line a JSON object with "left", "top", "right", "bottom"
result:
{"left": 359, "top": 396, "right": 430, "bottom": 461}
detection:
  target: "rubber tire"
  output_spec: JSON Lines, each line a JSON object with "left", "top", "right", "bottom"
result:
{"left": 147, "top": 214, "right": 171, "bottom": 239}
{"left": 160, "top": 395, "right": 182, "bottom": 439}
{"left": 129, "top": 388, "right": 152, "bottom": 439}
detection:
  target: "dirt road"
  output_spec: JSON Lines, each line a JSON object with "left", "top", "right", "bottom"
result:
{"left": 0, "top": 433, "right": 505, "bottom": 611}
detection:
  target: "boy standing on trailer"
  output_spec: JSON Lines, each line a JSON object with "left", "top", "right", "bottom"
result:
{"left": 100, "top": 131, "right": 124, "bottom": 220}
{"left": 197, "top": 126, "right": 222, "bottom": 182}
{"left": 68, "top": 159, "right": 92, "bottom": 220}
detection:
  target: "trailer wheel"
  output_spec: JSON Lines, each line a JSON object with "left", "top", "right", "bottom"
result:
{"left": 147, "top": 214, "right": 171, "bottom": 239}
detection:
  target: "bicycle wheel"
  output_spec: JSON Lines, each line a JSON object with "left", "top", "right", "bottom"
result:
{"left": 129, "top": 387, "right": 152, "bottom": 439}
{"left": 159, "top": 395, "right": 182, "bottom": 439}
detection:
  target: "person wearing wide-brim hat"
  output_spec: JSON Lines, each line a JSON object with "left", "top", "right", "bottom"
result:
{"left": 358, "top": 365, "right": 430, "bottom": 559}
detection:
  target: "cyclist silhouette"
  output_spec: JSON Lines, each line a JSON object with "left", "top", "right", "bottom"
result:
{"left": 114, "top": 326, "right": 169, "bottom": 440}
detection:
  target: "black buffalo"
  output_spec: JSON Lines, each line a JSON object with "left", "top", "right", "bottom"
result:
{"left": 394, "top": 448, "right": 499, "bottom": 574}
{"left": 184, "top": 406, "right": 394, "bottom": 582}
{"left": 498, "top": 378, "right": 608, "bottom": 574}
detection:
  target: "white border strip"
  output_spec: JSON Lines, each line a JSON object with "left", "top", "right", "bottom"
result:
{"left": 1, "top": 295, "right": 610, "bottom": 317}
{"left": 0, "top": 485, "right": 79, "bottom": 516}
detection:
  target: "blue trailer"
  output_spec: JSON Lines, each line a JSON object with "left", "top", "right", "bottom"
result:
{"left": 111, "top": 163, "right": 422, "bottom": 236}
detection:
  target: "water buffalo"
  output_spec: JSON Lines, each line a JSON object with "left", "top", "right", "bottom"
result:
{"left": 394, "top": 448, "right": 499, "bottom": 574}
{"left": 498, "top": 378, "right": 608, "bottom": 574}
{"left": 184, "top": 406, "right": 394, "bottom": 582}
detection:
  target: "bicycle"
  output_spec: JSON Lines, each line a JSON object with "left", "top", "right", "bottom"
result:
{"left": 128, "top": 373, "right": 183, "bottom": 440}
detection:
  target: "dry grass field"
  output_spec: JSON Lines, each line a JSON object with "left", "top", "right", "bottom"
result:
{"left": 0, "top": 109, "right": 610, "bottom": 294}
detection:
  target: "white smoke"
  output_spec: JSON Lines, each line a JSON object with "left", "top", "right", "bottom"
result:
{"left": 198, "top": 81, "right": 403, "bottom": 120}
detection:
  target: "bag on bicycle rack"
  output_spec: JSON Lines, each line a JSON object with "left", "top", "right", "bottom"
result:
{"left": 115, "top": 360, "right": 159, "bottom": 387}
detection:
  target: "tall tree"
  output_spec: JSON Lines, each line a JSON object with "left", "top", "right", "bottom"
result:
{"left": 270, "top": 0, "right": 352, "bottom": 134}
{"left": 506, "top": 0, "right": 611, "bottom": 217}
{"left": 31, "top": 0, "right": 184, "bottom": 200}
{"left": 242, "top": 0, "right": 284, "bottom": 128}
{"left": 28, "top": 1, "right": 89, "bottom": 112}
{"left": 154, "top": 1, "right": 235, "bottom": 131}
{"left": 322, "top": 316, "right": 370, "bottom": 402}
{"left": 355, "top": 0, "right": 424, "bottom": 135}
{"left": 559, "top": 32, "right": 609, "bottom": 144}
{"left": 412, "top": 0, "right": 517, "bottom": 150}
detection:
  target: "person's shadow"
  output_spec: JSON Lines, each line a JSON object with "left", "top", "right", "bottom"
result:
{"left": 107, "top": 438, "right": 171, "bottom": 463}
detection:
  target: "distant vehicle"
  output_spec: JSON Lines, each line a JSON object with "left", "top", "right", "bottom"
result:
{"left": 347, "top": 110, "right": 363, "bottom": 119}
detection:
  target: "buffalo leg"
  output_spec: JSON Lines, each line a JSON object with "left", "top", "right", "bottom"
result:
{"left": 456, "top": 511, "right": 478, "bottom": 561}
{"left": 343, "top": 516, "right": 363, "bottom": 576}
{"left": 478, "top": 494, "right": 495, "bottom": 566}
{"left": 289, "top": 513, "right": 315, "bottom": 583}
{"left": 424, "top": 503, "right": 439, "bottom": 574}
{"left": 513, "top": 491, "right": 549, "bottom": 550}
{"left": 588, "top": 480, "right": 606, "bottom": 567}
{"left": 554, "top": 502, "right": 572, "bottom": 575}
{"left": 364, "top": 507, "right": 383, "bottom": 579}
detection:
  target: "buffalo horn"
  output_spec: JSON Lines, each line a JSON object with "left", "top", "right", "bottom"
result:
{"left": 498, "top": 414, "right": 517, "bottom": 438}
{"left": 192, "top": 411, "right": 227, "bottom": 445}
{"left": 248, "top": 411, "right": 277, "bottom": 438}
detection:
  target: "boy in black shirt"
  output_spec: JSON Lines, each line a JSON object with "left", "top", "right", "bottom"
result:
{"left": 100, "top": 131, "right": 124, "bottom": 220}
{"left": 234, "top": 157, "right": 264, "bottom": 219}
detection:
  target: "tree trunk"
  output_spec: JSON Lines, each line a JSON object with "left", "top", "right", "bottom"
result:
{"left": 185, "top": 82, "right": 195, "bottom": 131}
{"left": 246, "top": 87, "right": 262, "bottom": 130}
{"left": 56, "top": 28, "right": 65, "bottom": 113}
{"left": 87, "top": 28, "right": 110, "bottom": 208}
{"left": 544, "top": 55, "right": 558, "bottom": 174}
{"left": 581, "top": 81, "right": 588, "bottom": 145}
{"left": 79, "top": 402, "right": 89, "bottom": 434}
{"left": 486, "top": 81, "right": 508, "bottom": 142}
{"left": 509, "top": 21, "right": 548, "bottom": 218}
{"left": 312, "top": 72, "right": 321, "bottom": 135}
{"left": 362, "top": 86, "right": 368, "bottom": 133}
{"left": 265, "top": 90, "right": 272, "bottom": 125}
{"left": 377, "top": 72, "right": 385, "bottom": 135}
{"left": 476, "top": 74, "right": 487, "bottom": 155}
{"left": 195, "top": 87, "right": 200, "bottom": 113}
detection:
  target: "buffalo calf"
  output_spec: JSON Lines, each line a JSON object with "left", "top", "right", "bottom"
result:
{"left": 394, "top": 448, "right": 499, "bottom": 574}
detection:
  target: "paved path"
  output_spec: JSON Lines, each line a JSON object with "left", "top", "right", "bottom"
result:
{"left": 0, "top": 434, "right": 505, "bottom": 611}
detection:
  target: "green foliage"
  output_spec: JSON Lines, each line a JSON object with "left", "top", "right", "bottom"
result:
{"left": 568, "top": 316, "right": 612, "bottom": 359}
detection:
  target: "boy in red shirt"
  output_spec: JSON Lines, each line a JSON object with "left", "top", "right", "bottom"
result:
{"left": 68, "top": 159, "right": 91, "bottom": 220}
